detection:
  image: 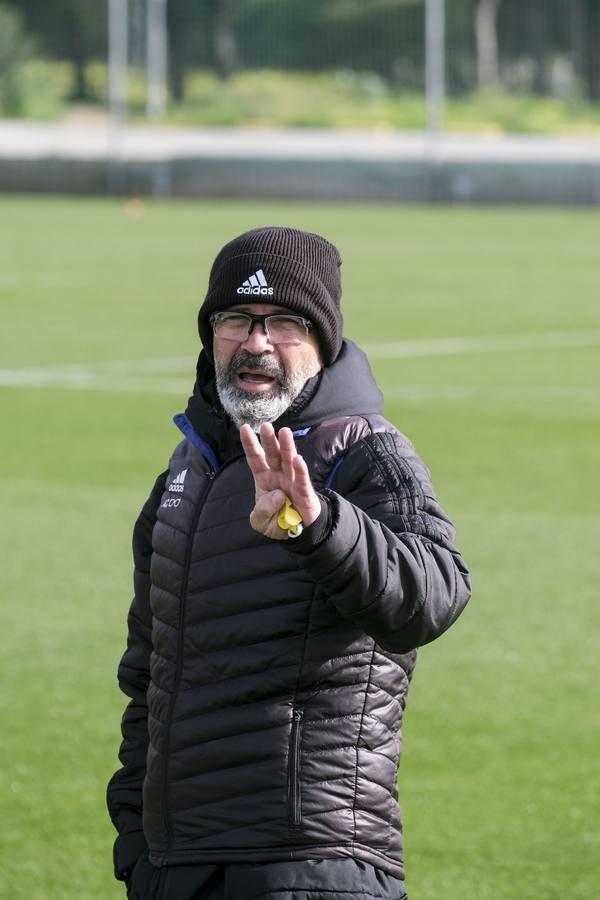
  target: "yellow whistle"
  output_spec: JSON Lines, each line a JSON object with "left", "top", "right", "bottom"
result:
{"left": 277, "top": 497, "right": 303, "bottom": 537}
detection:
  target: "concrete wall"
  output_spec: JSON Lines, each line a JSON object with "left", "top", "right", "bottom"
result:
{"left": 2, "top": 124, "right": 600, "bottom": 204}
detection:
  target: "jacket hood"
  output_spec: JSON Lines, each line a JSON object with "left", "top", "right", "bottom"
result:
{"left": 182, "top": 339, "right": 383, "bottom": 464}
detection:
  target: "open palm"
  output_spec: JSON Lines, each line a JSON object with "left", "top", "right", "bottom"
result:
{"left": 239, "top": 422, "right": 321, "bottom": 540}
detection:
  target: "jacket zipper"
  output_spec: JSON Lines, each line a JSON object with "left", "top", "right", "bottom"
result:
{"left": 161, "top": 468, "right": 216, "bottom": 851}
{"left": 288, "top": 707, "right": 304, "bottom": 828}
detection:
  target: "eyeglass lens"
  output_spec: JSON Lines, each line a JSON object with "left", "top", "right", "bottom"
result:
{"left": 213, "top": 313, "right": 308, "bottom": 344}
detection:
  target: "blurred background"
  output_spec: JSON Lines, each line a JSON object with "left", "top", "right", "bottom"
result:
{"left": 1, "top": 3, "right": 599, "bottom": 900}
{"left": 2, "top": 0, "right": 600, "bottom": 201}
{"left": 3, "top": 0, "right": 600, "bottom": 127}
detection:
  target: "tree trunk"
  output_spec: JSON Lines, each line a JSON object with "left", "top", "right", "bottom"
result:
{"left": 168, "top": 3, "right": 190, "bottom": 102}
{"left": 529, "top": 0, "right": 548, "bottom": 94}
{"left": 475, "top": 0, "right": 502, "bottom": 89}
{"left": 169, "top": 43, "right": 186, "bottom": 102}
{"left": 64, "top": 9, "right": 89, "bottom": 101}
{"left": 569, "top": 0, "right": 586, "bottom": 83}
{"left": 583, "top": 0, "right": 600, "bottom": 100}
{"left": 208, "top": 0, "right": 239, "bottom": 79}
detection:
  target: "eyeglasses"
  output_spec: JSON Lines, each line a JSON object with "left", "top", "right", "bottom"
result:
{"left": 210, "top": 311, "right": 314, "bottom": 345}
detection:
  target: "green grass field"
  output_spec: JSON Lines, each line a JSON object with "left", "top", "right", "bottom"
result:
{"left": 0, "top": 197, "right": 598, "bottom": 900}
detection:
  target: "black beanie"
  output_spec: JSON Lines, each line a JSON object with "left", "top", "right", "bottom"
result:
{"left": 198, "top": 226, "right": 343, "bottom": 366}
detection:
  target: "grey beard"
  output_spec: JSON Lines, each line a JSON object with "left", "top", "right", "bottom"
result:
{"left": 214, "top": 351, "right": 312, "bottom": 432}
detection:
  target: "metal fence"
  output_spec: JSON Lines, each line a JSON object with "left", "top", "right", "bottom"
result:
{"left": 100, "top": 0, "right": 600, "bottom": 132}
{"left": 6, "top": 1, "right": 597, "bottom": 130}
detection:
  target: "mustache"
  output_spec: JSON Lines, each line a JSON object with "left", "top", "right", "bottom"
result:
{"left": 227, "top": 351, "right": 285, "bottom": 381}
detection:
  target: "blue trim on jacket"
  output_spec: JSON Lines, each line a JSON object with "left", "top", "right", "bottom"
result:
{"left": 324, "top": 455, "right": 345, "bottom": 489}
{"left": 173, "top": 413, "right": 221, "bottom": 473}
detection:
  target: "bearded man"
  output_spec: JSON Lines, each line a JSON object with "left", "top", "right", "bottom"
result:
{"left": 107, "top": 226, "right": 471, "bottom": 900}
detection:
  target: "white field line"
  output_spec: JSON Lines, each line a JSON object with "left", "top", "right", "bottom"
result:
{"left": 362, "top": 329, "right": 600, "bottom": 359}
{"left": 0, "top": 356, "right": 192, "bottom": 387}
{"left": 0, "top": 329, "right": 599, "bottom": 401}
{"left": 380, "top": 384, "right": 600, "bottom": 404}
{"left": 0, "top": 370, "right": 597, "bottom": 404}
{"left": 2, "top": 373, "right": 598, "bottom": 405}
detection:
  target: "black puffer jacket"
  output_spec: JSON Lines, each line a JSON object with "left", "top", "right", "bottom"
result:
{"left": 107, "top": 340, "right": 471, "bottom": 883}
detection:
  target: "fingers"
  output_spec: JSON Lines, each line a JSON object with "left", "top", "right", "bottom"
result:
{"left": 241, "top": 424, "right": 298, "bottom": 477}
{"left": 259, "top": 423, "right": 282, "bottom": 472}
{"left": 290, "top": 455, "right": 321, "bottom": 527}
{"left": 241, "top": 425, "right": 314, "bottom": 526}
{"left": 239, "top": 424, "right": 270, "bottom": 477}
{"left": 278, "top": 427, "right": 297, "bottom": 482}
{"left": 291, "top": 454, "right": 315, "bottom": 504}
{"left": 241, "top": 425, "right": 320, "bottom": 536}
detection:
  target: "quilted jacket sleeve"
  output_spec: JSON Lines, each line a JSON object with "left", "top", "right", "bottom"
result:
{"left": 106, "top": 470, "right": 168, "bottom": 882}
{"left": 288, "top": 431, "right": 471, "bottom": 653}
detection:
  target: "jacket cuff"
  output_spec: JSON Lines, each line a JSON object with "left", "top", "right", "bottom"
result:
{"left": 113, "top": 829, "right": 148, "bottom": 882}
{"left": 286, "top": 493, "right": 332, "bottom": 554}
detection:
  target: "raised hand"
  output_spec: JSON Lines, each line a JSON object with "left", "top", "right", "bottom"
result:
{"left": 239, "top": 422, "right": 321, "bottom": 540}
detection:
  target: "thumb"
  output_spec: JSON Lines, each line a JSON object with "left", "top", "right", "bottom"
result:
{"left": 250, "top": 489, "right": 289, "bottom": 539}
{"left": 261, "top": 489, "right": 287, "bottom": 515}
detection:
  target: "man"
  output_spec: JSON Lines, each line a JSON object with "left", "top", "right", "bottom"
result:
{"left": 107, "top": 226, "right": 471, "bottom": 899}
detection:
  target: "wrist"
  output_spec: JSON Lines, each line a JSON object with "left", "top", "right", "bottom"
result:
{"left": 286, "top": 494, "right": 331, "bottom": 552}
{"left": 301, "top": 496, "right": 322, "bottom": 529}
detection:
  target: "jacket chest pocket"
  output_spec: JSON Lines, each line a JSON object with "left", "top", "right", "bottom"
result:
{"left": 287, "top": 707, "right": 303, "bottom": 828}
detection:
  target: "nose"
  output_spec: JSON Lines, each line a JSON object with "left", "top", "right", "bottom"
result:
{"left": 241, "top": 321, "right": 274, "bottom": 353}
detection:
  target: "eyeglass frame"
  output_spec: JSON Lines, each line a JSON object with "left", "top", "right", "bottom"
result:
{"left": 209, "top": 310, "right": 315, "bottom": 343}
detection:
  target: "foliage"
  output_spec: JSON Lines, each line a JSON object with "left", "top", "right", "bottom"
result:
{"left": 4, "top": 0, "right": 600, "bottom": 99}
{"left": 0, "top": 6, "right": 65, "bottom": 117}
{"left": 161, "top": 68, "right": 424, "bottom": 129}
{"left": 446, "top": 89, "right": 600, "bottom": 135}
{"left": 135, "top": 66, "right": 600, "bottom": 134}
{"left": 3, "top": 0, "right": 107, "bottom": 100}
{"left": 10, "top": 58, "right": 600, "bottom": 134}
{"left": 0, "top": 4, "right": 32, "bottom": 114}
{"left": 3, "top": 0, "right": 600, "bottom": 128}
{"left": 3, "top": 0, "right": 107, "bottom": 59}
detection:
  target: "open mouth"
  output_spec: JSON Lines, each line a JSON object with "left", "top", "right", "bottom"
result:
{"left": 237, "top": 371, "right": 278, "bottom": 391}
